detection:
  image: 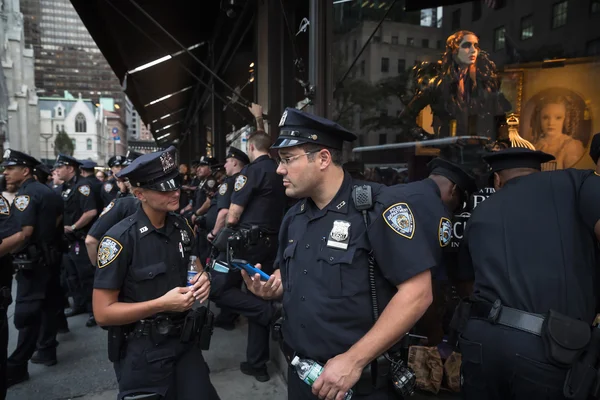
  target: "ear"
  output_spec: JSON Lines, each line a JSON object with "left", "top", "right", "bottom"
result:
{"left": 319, "top": 149, "right": 331, "bottom": 170}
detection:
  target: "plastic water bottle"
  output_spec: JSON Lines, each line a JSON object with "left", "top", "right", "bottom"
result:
{"left": 186, "top": 256, "right": 197, "bottom": 287}
{"left": 291, "top": 356, "right": 353, "bottom": 399}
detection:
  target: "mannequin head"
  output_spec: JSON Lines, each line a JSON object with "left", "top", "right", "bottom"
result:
{"left": 446, "top": 30, "right": 479, "bottom": 67}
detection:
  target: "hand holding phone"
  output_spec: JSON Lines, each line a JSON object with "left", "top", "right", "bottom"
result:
{"left": 230, "top": 259, "right": 271, "bottom": 281}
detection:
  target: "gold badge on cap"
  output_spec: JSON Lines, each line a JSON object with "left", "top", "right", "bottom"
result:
{"left": 279, "top": 110, "right": 288, "bottom": 127}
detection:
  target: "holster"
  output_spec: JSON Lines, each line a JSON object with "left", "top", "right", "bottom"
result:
{"left": 180, "top": 307, "right": 214, "bottom": 350}
{"left": 448, "top": 299, "right": 472, "bottom": 348}
{"left": 212, "top": 228, "right": 235, "bottom": 252}
{"left": 13, "top": 245, "right": 44, "bottom": 271}
{"left": 0, "top": 286, "right": 11, "bottom": 310}
{"left": 272, "top": 317, "right": 283, "bottom": 343}
{"left": 108, "top": 326, "right": 126, "bottom": 362}
{"left": 542, "top": 309, "right": 591, "bottom": 368}
{"left": 564, "top": 325, "right": 600, "bottom": 400}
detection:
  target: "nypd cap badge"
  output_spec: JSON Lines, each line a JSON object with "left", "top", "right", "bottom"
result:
{"left": 383, "top": 203, "right": 415, "bottom": 239}
{"left": 14, "top": 195, "right": 30, "bottom": 212}
{"left": 97, "top": 237, "right": 123, "bottom": 268}
{"left": 439, "top": 217, "right": 452, "bottom": 247}
{"left": 234, "top": 175, "right": 247, "bottom": 191}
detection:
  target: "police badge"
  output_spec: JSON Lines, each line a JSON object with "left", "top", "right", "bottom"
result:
{"left": 104, "top": 183, "right": 113, "bottom": 193}
{"left": 327, "top": 220, "right": 351, "bottom": 250}
{"left": 97, "top": 237, "right": 123, "bottom": 268}
{"left": 383, "top": 203, "right": 415, "bottom": 239}
{"left": 180, "top": 229, "right": 190, "bottom": 245}
{"left": 14, "top": 195, "right": 30, "bottom": 212}
{"left": 219, "top": 183, "right": 228, "bottom": 196}
{"left": 438, "top": 217, "right": 452, "bottom": 247}
{"left": 234, "top": 175, "right": 247, "bottom": 191}
{"left": 78, "top": 185, "right": 91, "bottom": 196}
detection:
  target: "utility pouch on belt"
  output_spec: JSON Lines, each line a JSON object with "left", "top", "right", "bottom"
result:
{"left": 542, "top": 309, "right": 591, "bottom": 367}
{"left": 212, "top": 228, "right": 235, "bottom": 252}
{"left": 108, "top": 326, "right": 125, "bottom": 362}
{"left": 448, "top": 299, "right": 471, "bottom": 348}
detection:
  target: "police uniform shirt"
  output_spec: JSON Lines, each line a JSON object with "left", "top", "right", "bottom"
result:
{"left": 88, "top": 197, "right": 140, "bottom": 240}
{"left": 101, "top": 177, "right": 120, "bottom": 206}
{"left": 12, "top": 178, "right": 62, "bottom": 242}
{"left": 94, "top": 207, "right": 196, "bottom": 304}
{"left": 278, "top": 172, "right": 442, "bottom": 362}
{"left": 0, "top": 195, "right": 20, "bottom": 289}
{"left": 216, "top": 173, "right": 238, "bottom": 211}
{"left": 193, "top": 175, "right": 217, "bottom": 213}
{"left": 81, "top": 174, "right": 104, "bottom": 214}
{"left": 230, "top": 155, "right": 286, "bottom": 232}
{"left": 459, "top": 170, "right": 600, "bottom": 323}
{"left": 62, "top": 175, "right": 97, "bottom": 230}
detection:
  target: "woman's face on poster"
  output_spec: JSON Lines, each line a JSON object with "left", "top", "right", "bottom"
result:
{"left": 455, "top": 34, "right": 479, "bottom": 66}
{"left": 541, "top": 102, "right": 566, "bottom": 137}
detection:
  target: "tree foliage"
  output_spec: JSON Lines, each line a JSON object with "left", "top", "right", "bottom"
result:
{"left": 54, "top": 129, "right": 74, "bottom": 156}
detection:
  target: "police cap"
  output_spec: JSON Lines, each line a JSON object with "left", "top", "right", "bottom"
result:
{"left": 116, "top": 146, "right": 180, "bottom": 192}
{"left": 2, "top": 149, "right": 40, "bottom": 168}
{"left": 108, "top": 155, "right": 126, "bottom": 168}
{"left": 123, "top": 150, "right": 144, "bottom": 167}
{"left": 226, "top": 147, "right": 250, "bottom": 165}
{"left": 590, "top": 133, "right": 600, "bottom": 164}
{"left": 33, "top": 163, "right": 52, "bottom": 181}
{"left": 428, "top": 158, "right": 477, "bottom": 195}
{"left": 483, "top": 148, "right": 555, "bottom": 173}
{"left": 196, "top": 156, "right": 213, "bottom": 166}
{"left": 79, "top": 160, "right": 97, "bottom": 170}
{"left": 271, "top": 108, "right": 357, "bottom": 150}
{"left": 54, "top": 154, "right": 81, "bottom": 168}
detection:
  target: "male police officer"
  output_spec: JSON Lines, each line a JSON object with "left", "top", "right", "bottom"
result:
{"left": 243, "top": 108, "right": 443, "bottom": 400}
{"left": 456, "top": 148, "right": 600, "bottom": 399}
{"left": 590, "top": 132, "right": 600, "bottom": 174}
{"left": 54, "top": 154, "right": 98, "bottom": 326}
{"left": 101, "top": 155, "right": 126, "bottom": 206}
{"left": 80, "top": 160, "right": 104, "bottom": 216}
{"left": 2, "top": 150, "right": 63, "bottom": 386}
{"left": 226, "top": 132, "right": 286, "bottom": 382}
{"left": 92, "top": 146, "right": 219, "bottom": 400}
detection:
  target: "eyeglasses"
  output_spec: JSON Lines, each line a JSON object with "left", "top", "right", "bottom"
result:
{"left": 276, "top": 151, "right": 319, "bottom": 166}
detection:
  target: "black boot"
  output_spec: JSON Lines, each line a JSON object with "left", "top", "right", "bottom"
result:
{"left": 31, "top": 348, "right": 57, "bottom": 366}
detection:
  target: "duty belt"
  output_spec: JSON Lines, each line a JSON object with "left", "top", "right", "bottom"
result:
{"left": 469, "top": 299, "right": 545, "bottom": 336}
{"left": 129, "top": 316, "right": 185, "bottom": 339}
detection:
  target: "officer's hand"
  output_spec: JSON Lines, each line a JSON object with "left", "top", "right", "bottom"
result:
{"left": 160, "top": 287, "right": 195, "bottom": 312}
{"left": 241, "top": 264, "right": 283, "bottom": 300}
{"left": 189, "top": 272, "right": 211, "bottom": 303}
{"left": 312, "top": 353, "right": 363, "bottom": 400}
{"left": 64, "top": 225, "right": 74, "bottom": 234}
{"left": 248, "top": 103, "right": 263, "bottom": 118}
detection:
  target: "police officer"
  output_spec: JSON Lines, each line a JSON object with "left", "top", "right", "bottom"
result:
{"left": 54, "top": 154, "right": 98, "bottom": 326}
{"left": 80, "top": 160, "right": 104, "bottom": 216}
{"left": 0, "top": 189, "right": 24, "bottom": 398}
{"left": 242, "top": 108, "right": 449, "bottom": 399}
{"left": 225, "top": 131, "right": 286, "bottom": 382}
{"left": 92, "top": 146, "right": 220, "bottom": 400}
{"left": 590, "top": 132, "right": 600, "bottom": 174}
{"left": 183, "top": 156, "right": 217, "bottom": 218}
{"left": 2, "top": 150, "right": 63, "bottom": 386}
{"left": 456, "top": 148, "right": 600, "bottom": 399}
{"left": 101, "top": 155, "right": 126, "bottom": 206}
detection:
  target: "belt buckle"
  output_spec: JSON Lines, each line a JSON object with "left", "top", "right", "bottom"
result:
{"left": 488, "top": 299, "right": 502, "bottom": 323}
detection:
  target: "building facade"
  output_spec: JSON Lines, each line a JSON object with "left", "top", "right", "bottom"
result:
{"left": 0, "top": 0, "right": 40, "bottom": 158}
{"left": 20, "top": 0, "right": 125, "bottom": 108}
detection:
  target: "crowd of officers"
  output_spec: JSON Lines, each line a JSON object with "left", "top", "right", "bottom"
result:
{"left": 0, "top": 106, "right": 598, "bottom": 400}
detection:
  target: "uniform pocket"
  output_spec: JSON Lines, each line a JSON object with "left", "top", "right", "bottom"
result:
{"left": 510, "top": 353, "right": 567, "bottom": 400}
{"left": 282, "top": 242, "right": 297, "bottom": 292}
{"left": 458, "top": 334, "right": 486, "bottom": 396}
{"left": 317, "top": 248, "right": 359, "bottom": 298}
{"left": 144, "top": 346, "right": 177, "bottom": 383}
{"left": 131, "top": 262, "right": 168, "bottom": 282}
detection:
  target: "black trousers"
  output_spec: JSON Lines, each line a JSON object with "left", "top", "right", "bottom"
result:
{"left": 459, "top": 318, "right": 569, "bottom": 400}
{"left": 287, "top": 365, "right": 398, "bottom": 400}
{"left": 63, "top": 239, "right": 94, "bottom": 313}
{"left": 114, "top": 336, "right": 220, "bottom": 400}
{"left": 0, "top": 305, "right": 8, "bottom": 400}
{"left": 8, "top": 265, "right": 60, "bottom": 369}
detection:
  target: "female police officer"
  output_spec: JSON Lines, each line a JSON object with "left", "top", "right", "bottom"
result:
{"left": 92, "top": 146, "right": 220, "bottom": 400}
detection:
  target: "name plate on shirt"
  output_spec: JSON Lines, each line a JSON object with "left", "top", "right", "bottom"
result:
{"left": 327, "top": 220, "right": 351, "bottom": 250}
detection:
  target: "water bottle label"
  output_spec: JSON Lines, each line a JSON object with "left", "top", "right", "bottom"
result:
{"left": 187, "top": 271, "right": 196, "bottom": 287}
{"left": 303, "top": 364, "right": 323, "bottom": 386}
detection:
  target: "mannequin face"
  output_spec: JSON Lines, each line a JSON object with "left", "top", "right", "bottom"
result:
{"left": 455, "top": 34, "right": 479, "bottom": 66}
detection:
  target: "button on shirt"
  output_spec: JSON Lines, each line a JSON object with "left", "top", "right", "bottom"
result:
{"left": 230, "top": 155, "right": 286, "bottom": 232}
{"left": 278, "top": 173, "right": 446, "bottom": 362}
{"left": 94, "top": 207, "right": 197, "bottom": 304}
{"left": 459, "top": 170, "right": 600, "bottom": 323}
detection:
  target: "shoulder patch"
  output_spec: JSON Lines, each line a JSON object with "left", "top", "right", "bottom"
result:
{"left": 104, "top": 183, "right": 114, "bottom": 193}
{"left": 0, "top": 196, "right": 9, "bottom": 215}
{"left": 78, "top": 185, "right": 91, "bottom": 196}
{"left": 439, "top": 217, "right": 452, "bottom": 247}
{"left": 234, "top": 175, "right": 247, "bottom": 191}
{"left": 383, "top": 203, "right": 415, "bottom": 239}
{"left": 100, "top": 201, "right": 115, "bottom": 217}
{"left": 14, "top": 195, "right": 30, "bottom": 212}
{"left": 97, "top": 236, "right": 123, "bottom": 268}
{"left": 219, "top": 183, "right": 228, "bottom": 195}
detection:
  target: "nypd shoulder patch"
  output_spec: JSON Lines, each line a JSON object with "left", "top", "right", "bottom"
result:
{"left": 383, "top": 203, "right": 415, "bottom": 239}
{"left": 0, "top": 196, "right": 9, "bottom": 215}
{"left": 100, "top": 201, "right": 115, "bottom": 217}
{"left": 104, "top": 183, "right": 113, "bottom": 193}
{"left": 78, "top": 185, "right": 91, "bottom": 196}
{"left": 439, "top": 217, "right": 452, "bottom": 247}
{"left": 14, "top": 195, "right": 30, "bottom": 212}
{"left": 219, "top": 183, "right": 228, "bottom": 196}
{"left": 97, "top": 236, "right": 123, "bottom": 268}
{"left": 234, "top": 175, "right": 247, "bottom": 191}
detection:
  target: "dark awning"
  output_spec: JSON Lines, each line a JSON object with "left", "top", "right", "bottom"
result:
{"left": 405, "top": 0, "right": 470, "bottom": 11}
{"left": 70, "top": 0, "right": 225, "bottom": 144}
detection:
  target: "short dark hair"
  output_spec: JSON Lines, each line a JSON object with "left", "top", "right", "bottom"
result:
{"left": 248, "top": 131, "right": 272, "bottom": 152}
{"left": 301, "top": 143, "right": 343, "bottom": 166}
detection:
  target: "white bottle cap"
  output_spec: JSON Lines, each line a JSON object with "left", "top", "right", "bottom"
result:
{"left": 291, "top": 356, "right": 300, "bottom": 366}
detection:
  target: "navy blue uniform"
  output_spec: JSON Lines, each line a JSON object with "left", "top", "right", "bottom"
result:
{"left": 458, "top": 170, "right": 600, "bottom": 399}
{"left": 87, "top": 197, "right": 140, "bottom": 242}
{"left": 101, "top": 178, "right": 120, "bottom": 207}
{"left": 81, "top": 175, "right": 104, "bottom": 216}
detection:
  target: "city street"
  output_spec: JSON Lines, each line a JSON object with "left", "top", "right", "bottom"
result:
{"left": 5, "top": 282, "right": 287, "bottom": 400}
